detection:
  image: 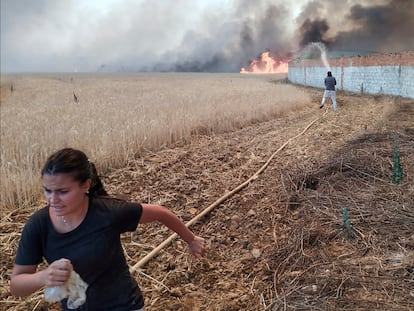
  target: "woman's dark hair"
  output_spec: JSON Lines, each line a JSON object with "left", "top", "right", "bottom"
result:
{"left": 327, "top": 71, "right": 332, "bottom": 76}
{"left": 41, "top": 148, "right": 108, "bottom": 197}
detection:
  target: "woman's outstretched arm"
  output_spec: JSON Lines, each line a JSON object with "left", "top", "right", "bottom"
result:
{"left": 140, "top": 204, "right": 206, "bottom": 258}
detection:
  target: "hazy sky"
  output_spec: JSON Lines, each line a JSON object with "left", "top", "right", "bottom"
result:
{"left": 1, "top": 0, "right": 413, "bottom": 73}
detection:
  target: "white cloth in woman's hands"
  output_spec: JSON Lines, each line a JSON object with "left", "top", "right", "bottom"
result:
{"left": 44, "top": 270, "right": 88, "bottom": 309}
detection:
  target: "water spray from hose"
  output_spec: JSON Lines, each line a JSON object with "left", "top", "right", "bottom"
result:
{"left": 311, "top": 42, "right": 331, "bottom": 71}
{"left": 296, "top": 42, "right": 331, "bottom": 71}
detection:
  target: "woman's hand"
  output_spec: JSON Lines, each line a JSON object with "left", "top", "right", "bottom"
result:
{"left": 11, "top": 258, "right": 73, "bottom": 297}
{"left": 42, "top": 258, "right": 73, "bottom": 287}
{"left": 188, "top": 236, "right": 206, "bottom": 259}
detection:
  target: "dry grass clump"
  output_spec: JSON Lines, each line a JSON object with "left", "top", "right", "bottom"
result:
{"left": 0, "top": 73, "right": 310, "bottom": 211}
{"left": 268, "top": 127, "right": 414, "bottom": 310}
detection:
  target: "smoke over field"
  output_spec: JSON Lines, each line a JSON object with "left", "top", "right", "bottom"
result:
{"left": 157, "top": 0, "right": 414, "bottom": 72}
{"left": 296, "top": 0, "right": 414, "bottom": 52}
{"left": 1, "top": 0, "right": 413, "bottom": 72}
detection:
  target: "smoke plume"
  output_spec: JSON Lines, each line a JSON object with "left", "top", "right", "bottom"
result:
{"left": 160, "top": 0, "right": 414, "bottom": 72}
{"left": 297, "top": 0, "right": 414, "bottom": 53}
{"left": 1, "top": 0, "right": 413, "bottom": 72}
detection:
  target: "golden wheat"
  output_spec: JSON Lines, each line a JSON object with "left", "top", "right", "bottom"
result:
{"left": 0, "top": 73, "right": 310, "bottom": 211}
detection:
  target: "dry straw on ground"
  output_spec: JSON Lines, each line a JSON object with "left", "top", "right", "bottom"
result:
{"left": 1, "top": 74, "right": 413, "bottom": 310}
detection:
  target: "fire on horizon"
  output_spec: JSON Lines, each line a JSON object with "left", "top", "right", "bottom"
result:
{"left": 240, "top": 51, "right": 289, "bottom": 74}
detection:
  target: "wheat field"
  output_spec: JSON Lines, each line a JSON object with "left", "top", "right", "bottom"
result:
{"left": 0, "top": 73, "right": 310, "bottom": 211}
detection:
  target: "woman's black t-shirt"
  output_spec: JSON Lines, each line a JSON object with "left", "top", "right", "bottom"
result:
{"left": 15, "top": 197, "right": 144, "bottom": 311}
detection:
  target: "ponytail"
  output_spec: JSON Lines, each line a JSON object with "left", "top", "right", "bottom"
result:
{"left": 88, "top": 161, "right": 108, "bottom": 197}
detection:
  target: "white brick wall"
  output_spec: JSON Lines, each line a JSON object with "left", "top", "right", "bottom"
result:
{"left": 288, "top": 65, "right": 414, "bottom": 99}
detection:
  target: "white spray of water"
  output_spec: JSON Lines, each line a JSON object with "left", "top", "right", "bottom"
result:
{"left": 295, "top": 42, "right": 332, "bottom": 71}
{"left": 311, "top": 42, "right": 331, "bottom": 71}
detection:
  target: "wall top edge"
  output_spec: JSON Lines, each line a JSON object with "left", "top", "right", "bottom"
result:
{"left": 289, "top": 51, "right": 414, "bottom": 67}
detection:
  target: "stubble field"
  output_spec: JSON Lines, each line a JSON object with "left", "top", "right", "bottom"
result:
{"left": 1, "top": 73, "right": 413, "bottom": 310}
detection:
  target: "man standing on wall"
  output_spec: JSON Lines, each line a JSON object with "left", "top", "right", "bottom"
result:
{"left": 320, "top": 71, "right": 337, "bottom": 112}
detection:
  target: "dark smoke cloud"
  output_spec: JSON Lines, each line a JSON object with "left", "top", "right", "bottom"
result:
{"left": 333, "top": 1, "right": 414, "bottom": 52}
{"left": 298, "top": 19, "right": 330, "bottom": 48}
{"left": 297, "top": 0, "right": 414, "bottom": 53}
{"left": 160, "top": 0, "right": 414, "bottom": 72}
{"left": 1, "top": 0, "right": 413, "bottom": 72}
{"left": 155, "top": 2, "right": 293, "bottom": 72}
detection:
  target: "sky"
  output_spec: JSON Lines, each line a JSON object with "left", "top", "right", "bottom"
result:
{"left": 1, "top": 0, "right": 413, "bottom": 73}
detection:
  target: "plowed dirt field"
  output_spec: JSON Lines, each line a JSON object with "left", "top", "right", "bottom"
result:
{"left": 2, "top": 84, "right": 413, "bottom": 311}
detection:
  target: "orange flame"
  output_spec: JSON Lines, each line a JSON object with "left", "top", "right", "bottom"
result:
{"left": 240, "top": 51, "right": 288, "bottom": 74}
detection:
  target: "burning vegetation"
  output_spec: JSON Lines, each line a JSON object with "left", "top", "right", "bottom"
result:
{"left": 240, "top": 51, "right": 290, "bottom": 74}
